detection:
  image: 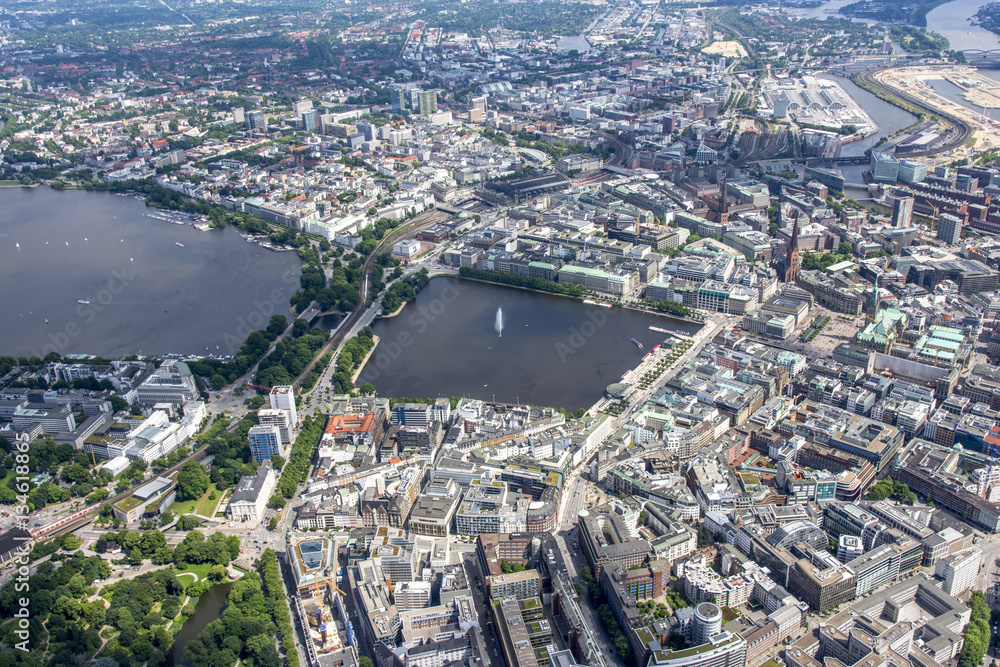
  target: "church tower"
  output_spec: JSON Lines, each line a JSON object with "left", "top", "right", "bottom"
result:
{"left": 784, "top": 215, "right": 800, "bottom": 283}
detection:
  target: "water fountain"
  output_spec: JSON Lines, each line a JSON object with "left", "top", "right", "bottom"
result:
{"left": 495, "top": 307, "right": 504, "bottom": 338}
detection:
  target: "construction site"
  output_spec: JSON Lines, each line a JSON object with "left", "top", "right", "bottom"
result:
{"left": 287, "top": 536, "right": 359, "bottom": 667}
{"left": 871, "top": 66, "right": 1000, "bottom": 165}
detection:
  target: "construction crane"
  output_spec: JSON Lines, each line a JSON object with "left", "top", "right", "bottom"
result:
{"left": 244, "top": 382, "right": 272, "bottom": 392}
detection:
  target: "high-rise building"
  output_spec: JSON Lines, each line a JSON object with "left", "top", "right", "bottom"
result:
{"left": 301, "top": 110, "right": 319, "bottom": 132}
{"left": 937, "top": 213, "right": 963, "bottom": 246}
{"left": 891, "top": 196, "right": 913, "bottom": 228}
{"left": 232, "top": 107, "right": 245, "bottom": 124}
{"left": 270, "top": 385, "right": 297, "bottom": 429}
{"left": 418, "top": 90, "right": 438, "bottom": 115}
{"left": 934, "top": 547, "right": 982, "bottom": 596}
{"left": 693, "top": 603, "right": 723, "bottom": 645}
{"left": 292, "top": 99, "right": 313, "bottom": 117}
{"left": 784, "top": 217, "right": 800, "bottom": 283}
{"left": 257, "top": 408, "right": 291, "bottom": 446}
{"left": 248, "top": 424, "right": 285, "bottom": 462}
{"left": 246, "top": 110, "right": 265, "bottom": 131}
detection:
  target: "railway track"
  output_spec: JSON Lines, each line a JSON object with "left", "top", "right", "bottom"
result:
{"left": 854, "top": 69, "right": 972, "bottom": 158}
{"left": 293, "top": 208, "right": 452, "bottom": 394}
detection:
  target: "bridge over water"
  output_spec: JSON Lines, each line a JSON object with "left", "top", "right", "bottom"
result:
{"left": 965, "top": 50, "right": 1000, "bottom": 68}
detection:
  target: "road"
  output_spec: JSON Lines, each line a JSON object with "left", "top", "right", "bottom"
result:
{"left": 294, "top": 208, "right": 451, "bottom": 395}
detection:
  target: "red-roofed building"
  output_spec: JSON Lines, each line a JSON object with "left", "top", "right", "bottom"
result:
{"left": 323, "top": 412, "right": 383, "bottom": 449}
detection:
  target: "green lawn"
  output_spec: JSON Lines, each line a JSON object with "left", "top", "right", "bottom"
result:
{"left": 169, "top": 483, "right": 220, "bottom": 517}
{"left": 0, "top": 181, "right": 22, "bottom": 187}
{"left": 174, "top": 562, "right": 214, "bottom": 589}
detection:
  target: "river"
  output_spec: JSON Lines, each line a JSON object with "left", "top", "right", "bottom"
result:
{"left": 172, "top": 582, "right": 233, "bottom": 666}
{"left": 355, "top": 277, "right": 702, "bottom": 412}
{"left": 0, "top": 187, "right": 302, "bottom": 358}
{"left": 789, "top": 0, "right": 1000, "bottom": 49}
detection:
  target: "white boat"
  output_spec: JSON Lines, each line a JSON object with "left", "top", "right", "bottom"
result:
{"left": 176, "top": 242, "right": 184, "bottom": 247}
{"left": 78, "top": 300, "right": 90, "bottom": 305}
{"left": 120, "top": 239, "right": 124, "bottom": 243}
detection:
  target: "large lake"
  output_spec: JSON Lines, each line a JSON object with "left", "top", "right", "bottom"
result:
{"left": 0, "top": 187, "right": 301, "bottom": 358}
{"left": 356, "top": 277, "right": 702, "bottom": 411}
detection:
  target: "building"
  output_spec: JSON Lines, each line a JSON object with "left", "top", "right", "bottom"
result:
{"left": 934, "top": 547, "right": 982, "bottom": 596}
{"left": 248, "top": 425, "right": 285, "bottom": 462}
{"left": 226, "top": 460, "right": 277, "bottom": 523}
{"left": 258, "top": 408, "right": 292, "bottom": 446}
{"left": 784, "top": 218, "right": 801, "bottom": 283}
{"left": 647, "top": 631, "right": 746, "bottom": 667}
{"left": 891, "top": 196, "right": 914, "bottom": 228}
{"left": 787, "top": 550, "right": 857, "bottom": 612}
{"left": 937, "top": 213, "right": 963, "bottom": 246}
{"left": 270, "top": 385, "right": 298, "bottom": 429}
{"left": 871, "top": 152, "right": 899, "bottom": 183}
{"left": 487, "top": 569, "right": 541, "bottom": 600}
{"left": 577, "top": 508, "right": 652, "bottom": 578}
{"left": 136, "top": 361, "right": 198, "bottom": 405}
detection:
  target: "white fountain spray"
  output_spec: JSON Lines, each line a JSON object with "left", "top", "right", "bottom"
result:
{"left": 495, "top": 307, "right": 504, "bottom": 338}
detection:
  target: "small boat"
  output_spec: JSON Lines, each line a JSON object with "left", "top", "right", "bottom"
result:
{"left": 120, "top": 239, "right": 124, "bottom": 243}
{"left": 130, "top": 257, "right": 133, "bottom": 262}
{"left": 65, "top": 241, "right": 69, "bottom": 246}
{"left": 14, "top": 243, "right": 18, "bottom": 248}
{"left": 45, "top": 241, "right": 49, "bottom": 245}
{"left": 84, "top": 238, "right": 88, "bottom": 242}
{"left": 44, "top": 319, "right": 48, "bottom": 324}
{"left": 175, "top": 242, "right": 184, "bottom": 247}
{"left": 631, "top": 338, "right": 643, "bottom": 349}
{"left": 78, "top": 300, "right": 90, "bottom": 305}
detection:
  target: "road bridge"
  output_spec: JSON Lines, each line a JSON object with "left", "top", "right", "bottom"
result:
{"left": 965, "top": 50, "right": 1000, "bottom": 68}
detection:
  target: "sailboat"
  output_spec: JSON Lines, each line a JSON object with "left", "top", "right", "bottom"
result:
{"left": 14, "top": 243, "right": 18, "bottom": 249}
{"left": 84, "top": 238, "right": 88, "bottom": 242}
{"left": 45, "top": 241, "right": 49, "bottom": 245}
{"left": 130, "top": 257, "right": 134, "bottom": 262}
{"left": 65, "top": 241, "right": 69, "bottom": 246}
{"left": 120, "top": 239, "right": 124, "bottom": 243}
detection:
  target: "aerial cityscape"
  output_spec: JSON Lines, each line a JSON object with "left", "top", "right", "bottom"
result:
{"left": 3, "top": 1, "right": 1000, "bottom": 667}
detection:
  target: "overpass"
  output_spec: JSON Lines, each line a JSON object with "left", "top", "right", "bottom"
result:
{"left": 965, "top": 50, "right": 1000, "bottom": 68}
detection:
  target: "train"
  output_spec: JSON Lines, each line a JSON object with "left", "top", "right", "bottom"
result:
{"left": 31, "top": 503, "right": 102, "bottom": 538}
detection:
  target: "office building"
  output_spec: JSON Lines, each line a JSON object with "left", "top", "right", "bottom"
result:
{"left": 269, "top": 385, "right": 297, "bottom": 429}
{"left": 934, "top": 547, "right": 982, "bottom": 596}
{"left": 891, "top": 196, "right": 913, "bottom": 228}
{"left": 693, "top": 603, "right": 723, "bottom": 645}
{"left": 648, "top": 631, "right": 746, "bottom": 667}
{"left": 937, "top": 213, "right": 963, "bottom": 246}
{"left": 246, "top": 109, "right": 265, "bottom": 131}
{"left": 136, "top": 361, "right": 199, "bottom": 405}
{"left": 418, "top": 90, "right": 438, "bottom": 115}
{"left": 258, "top": 408, "right": 292, "bottom": 446}
{"left": 487, "top": 569, "right": 541, "bottom": 600}
{"left": 248, "top": 424, "right": 285, "bottom": 462}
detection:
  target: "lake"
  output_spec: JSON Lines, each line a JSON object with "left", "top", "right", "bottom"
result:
{"left": 172, "top": 582, "right": 233, "bottom": 666}
{"left": 355, "top": 277, "right": 702, "bottom": 412}
{"left": 0, "top": 187, "right": 302, "bottom": 358}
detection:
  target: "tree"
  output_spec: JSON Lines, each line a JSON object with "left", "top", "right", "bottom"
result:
{"left": 271, "top": 454, "right": 285, "bottom": 470}
{"left": 360, "top": 657, "right": 375, "bottom": 667}
{"left": 269, "top": 494, "right": 286, "bottom": 509}
{"left": 838, "top": 241, "right": 853, "bottom": 255}
{"left": 176, "top": 461, "right": 209, "bottom": 502}
{"left": 268, "top": 517, "right": 278, "bottom": 530}
{"left": 108, "top": 395, "right": 128, "bottom": 412}
{"left": 208, "top": 564, "right": 228, "bottom": 582}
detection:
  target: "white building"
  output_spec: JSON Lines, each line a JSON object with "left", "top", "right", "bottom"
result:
{"left": 227, "top": 460, "right": 277, "bottom": 523}
{"left": 934, "top": 547, "right": 982, "bottom": 597}
{"left": 136, "top": 361, "right": 199, "bottom": 405}
{"left": 269, "top": 385, "right": 297, "bottom": 429}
